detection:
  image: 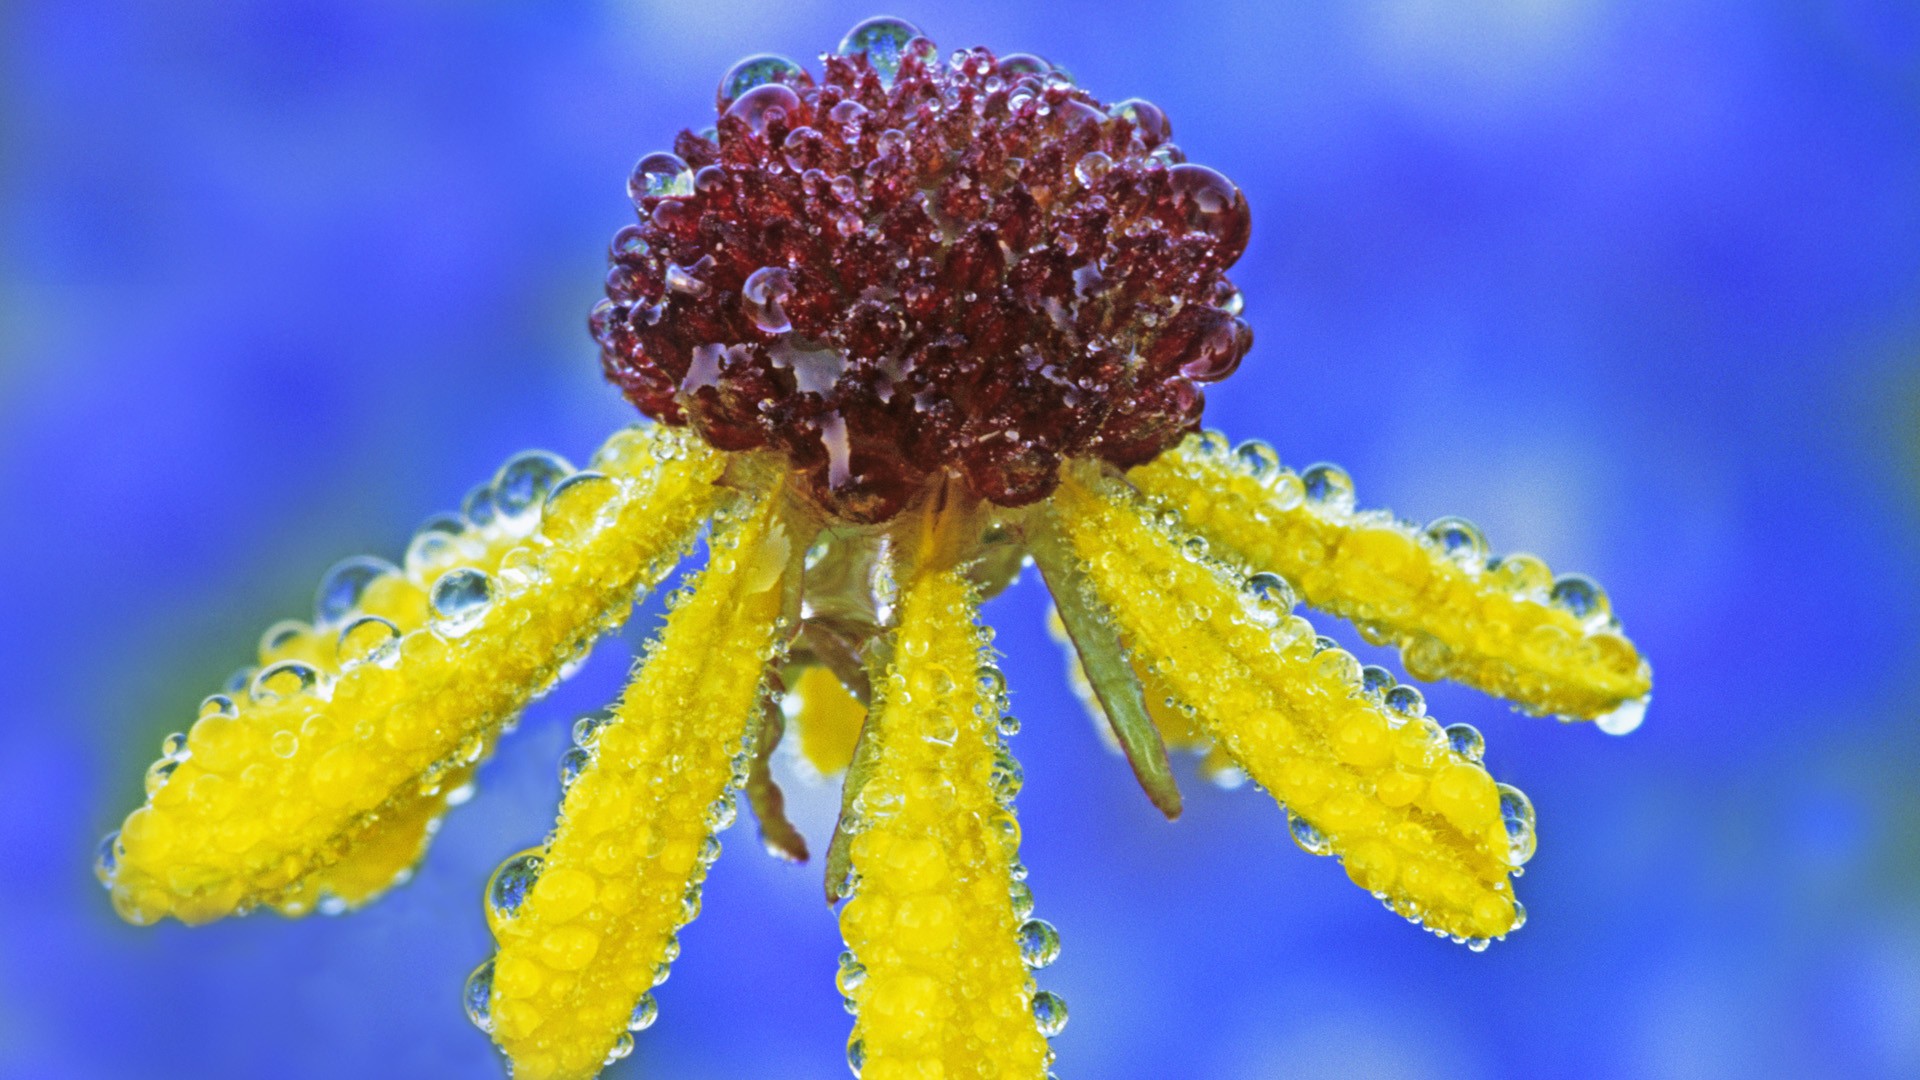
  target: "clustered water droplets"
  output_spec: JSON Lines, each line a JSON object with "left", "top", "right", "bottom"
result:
{"left": 596, "top": 17, "right": 1251, "bottom": 522}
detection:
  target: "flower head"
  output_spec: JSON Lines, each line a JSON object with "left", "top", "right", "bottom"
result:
{"left": 100, "top": 17, "right": 1651, "bottom": 1080}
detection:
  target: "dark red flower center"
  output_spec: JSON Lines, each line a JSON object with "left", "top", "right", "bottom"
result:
{"left": 594, "top": 18, "right": 1252, "bottom": 522}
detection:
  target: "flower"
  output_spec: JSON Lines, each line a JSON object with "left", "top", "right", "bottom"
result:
{"left": 97, "top": 17, "right": 1652, "bottom": 1080}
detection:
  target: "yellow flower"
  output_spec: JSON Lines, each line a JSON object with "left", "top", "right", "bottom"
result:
{"left": 98, "top": 17, "right": 1650, "bottom": 1080}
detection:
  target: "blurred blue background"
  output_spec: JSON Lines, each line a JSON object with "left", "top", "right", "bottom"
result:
{"left": 4, "top": 1, "right": 1919, "bottom": 1077}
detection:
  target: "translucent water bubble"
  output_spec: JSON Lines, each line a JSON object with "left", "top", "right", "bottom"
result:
{"left": 1109, "top": 98, "right": 1171, "bottom": 145}
{"left": 1384, "top": 684, "right": 1426, "bottom": 719}
{"left": 94, "top": 830, "right": 120, "bottom": 886}
{"left": 496, "top": 547, "right": 547, "bottom": 594}
{"left": 837, "top": 16, "right": 924, "bottom": 88}
{"left": 629, "top": 151, "right": 694, "bottom": 203}
{"left": 1445, "top": 723, "right": 1485, "bottom": 762}
{"left": 1288, "top": 809, "right": 1332, "bottom": 855}
{"left": 1595, "top": 695, "right": 1649, "bottom": 736}
{"left": 1233, "top": 439, "right": 1281, "bottom": 481}
{"left": 1018, "top": 918, "right": 1061, "bottom": 968}
{"left": 250, "top": 660, "right": 321, "bottom": 705}
{"left": 628, "top": 992, "right": 659, "bottom": 1031}
{"left": 605, "top": 1033, "right": 635, "bottom": 1064}
{"left": 337, "top": 615, "right": 401, "bottom": 669}
{"left": 836, "top": 951, "right": 867, "bottom": 996}
{"left": 160, "top": 731, "right": 189, "bottom": 760}
{"left": 487, "top": 850, "right": 544, "bottom": 922}
{"left": 991, "top": 746, "right": 1024, "bottom": 803}
{"left": 456, "top": 959, "right": 500, "bottom": 1035}
{"left": 572, "top": 711, "right": 612, "bottom": 748}
{"left": 559, "top": 746, "right": 593, "bottom": 794}
{"left": 1359, "top": 665, "right": 1396, "bottom": 698}
{"left": 848, "top": 1037, "right": 867, "bottom": 1075}
{"left": 1010, "top": 880, "right": 1036, "bottom": 920}
{"left": 705, "top": 794, "right": 737, "bottom": 831}
{"left": 1074, "top": 150, "right": 1112, "bottom": 186}
{"left": 493, "top": 451, "right": 574, "bottom": 523}
{"left": 1549, "top": 574, "right": 1610, "bottom": 622}
{"left": 429, "top": 568, "right": 493, "bottom": 637}
{"left": 143, "top": 757, "right": 177, "bottom": 795}
{"left": 1424, "top": 516, "right": 1489, "bottom": 567}
{"left": 314, "top": 555, "right": 400, "bottom": 627}
{"left": 717, "top": 53, "right": 810, "bottom": 111}
{"left": 1244, "top": 571, "right": 1296, "bottom": 627}
{"left": 1498, "top": 783, "right": 1537, "bottom": 865}
{"left": 1490, "top": 553, "right": 1553, "bottom": 594}
{"left": 741, "top": 266, "right": 795, "bottom": 334}
{"left": 541, "top": 471, "right": 619, "bottom": 541}
{"left": 1301, "top": 463, "right": 1356, "bottom": 514}
{"left": 1032, "top": 990, "right": 1069, "bottom": 1037}
{"left": 997, "top": 713, "right": 1022, "bottom": 738}
{"left": 461, "top": 483, "right": 499, "bottom": 531}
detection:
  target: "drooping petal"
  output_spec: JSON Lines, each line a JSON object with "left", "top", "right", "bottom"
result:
{"left": 482, "top": 485, "right": 800, "bottom": 1080}
{"left": 837, "top": 557, "right": 1055, "bottom": 1079}
{"left": 101, "top": 425, "right": 729, "bottom": 926}
{"left": 789, "top": 662, "right": 868, "bottom": 776}
{"left": 1046, "top": 465, "right": 1531, "bottom": 942}
{"left": 1028, "top": 524, "right": 1182, "bottom": 819}
{"left": 1127, "top": 433, "right": 1651, "bottom": 726}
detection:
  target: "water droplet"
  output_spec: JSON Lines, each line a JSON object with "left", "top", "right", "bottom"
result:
{"left": 1244, "top": 571, "right": 1296, "bottom": 626}
{"left": 1359, "top": 665, "right": 1396, "bottom": 698}
{"left": 741, "top": 266, "right": 795, "bottom": 334}
{"left": 314, "top": 555, "right": 400, "bottom": 627}
{"left": 628, "top": 151, "right": 693, "bottom": 203}
{"left": 1498, "top": 783, "right": 1537, "bottom": 866}
{"left": 1467, "top": 937, "right": 1491, "bottom": 953}
{"left": 605, "top": 1032, "right": 635, "bottom": 1064}
{"left": 199, "top": 694, "right": 238, "bottom": 721}
{"left": 160, "top": 731, "right": 189, "bottom": 760}
{"left": 847, "top": 1037, "right": 867, "bottom": 1075}
{"left": 1301, "top": 463, "right": 1355, "bottom": 514}
{"left": 705, "top": 794, "right": 738, "bottom": 831}
{"left": 837, "top": 16, "right": 924, "bottom": 87}
{"left": 269, "top": 730, "right": 299, "bottom": 758}
{"left": 997, "top": 713, "right": 1022, "bottom": 738}
{"left": 1490, "top": 553, "right": 1553, "bottom": 594}
{"left": 1010, "top": 879, "right": 1036, "bottom": 920}
{"left": 1549, "top": 574, "right": 1610, "bottom": 622}
{"left": 1233, "top": 439, "right": 1281, "bottom": 481}
{"left": 1109, "top": 98, "right": 1171, "bottom": 145}
{"left": 337, "top": 615, "right": 401, "bottom": 669}
{"left": 1595, "top": 695, "right": 1649, "bottom": 736}
{"left": 1384, "top": 684, "right": 1426, "bottom": 719}
{"left": 559, "top": 746, "right": 593, "bottom": 794}
{"left": 1288, "top": 810, "right": 1332, "bottom": 855}
{"left": 1032, "top": 989, "right": 1069, "bottom": 1037}
{"left": 628, "top": 992, "right": 659, "bottom": 1031}
{"left": 1018, "top": 919, "right": 1061, "bottom": 968}
{"left": 461, "top": 483, "right": 499, "bottom": 531}
{"left": 462, "top": 959, "right": 495, "bottom": 1033}
{"left": 250, "top": 660, "right": 321, "bottom": 705}
{"left": 487, "top": 850, "right": 543, "bottom": 922}
{"left": 723, "top": 83, "right": 802, "bottom": 139}
{"left": 1424, "top": 516, "right": 1488, "bottom": 567}
{"left": 1445, "top": 722, "right": 1485, "bottom": 761}
{"left": 493, "top": 451, "right": 574, "bottom": 522}
{"left": 94, "top": 830, "right": 120, "bottom": 885}
{"left": 541, "top": 471, "right": 620, "bottom": 542}
{"left": 1073, "top": 150, "right": 1112, "bottom": 186}
{"left": 991, "top": 746, "right": 1024, "bottom": 803}
{"left": 1166, "top": 164, "right": 1250, "bottom": 265}
{"left": 429, "top": 568, "right": 493, "bottom": 637}
{"left": 572, "top": 711, "right": 612, "bottom": 748}
{"left": 717, "top": 53, "right": 811, "bottom": 111}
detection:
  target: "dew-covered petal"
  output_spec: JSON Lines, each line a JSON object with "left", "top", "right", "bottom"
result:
{"left": 1128, "top": 433, "right": 1652, "bottom": 723}
{"left": 1049, "top": 465, "right": 1528, "bottom": 942}
{"left": 483, "top": 488, "right": 798, "bottom": 1080}
{"left": 101, "top": 425, "right": 728, "bottom": 927}
{"left": 836, "top": 560, "right": 1054, "bottom": 1077}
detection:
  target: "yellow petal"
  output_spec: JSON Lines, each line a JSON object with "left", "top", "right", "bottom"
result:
{"left": 790, "top": 663, "right": 868, "bottom": 776}
{"left": 838, "top": 556, "right": 1053, "bottom": 1079}
{"left": 1128, "top": 433, "right": 1651, "bottom": 725}
{"left": 101, "top": 425, "right": 728, "bottom": 926}
{"left": 1048, "top": 465, "right": 1530, "bottom": 942}
{"left": 481, "top": 485, "right": 798, "bottom": 1080}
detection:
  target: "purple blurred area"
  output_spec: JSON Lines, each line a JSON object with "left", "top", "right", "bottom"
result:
{"left": 4, "top": 2, "right": 1920, "bottom": 1077}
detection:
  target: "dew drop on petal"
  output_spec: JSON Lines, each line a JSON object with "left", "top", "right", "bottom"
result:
{"left": 487, "top": 850, "right": 544, "bottom": 922}
{"left": 250, "top": 660, "right": 321, "bottom": 705}
{"left": 1445, "top": 722, "right": 1485, "bottom": 762}
{"left": 429, "top": 568, "right": 493, "bottom": 637}
{"left": 1549, "top": 574, "right": 1610, "bottom": 622}
{"left": 1288, "top": 809, "right": 1332, "bottom": 855}
{"left": 1596, "top": 695, "right": 1649, "bottom": 736}
{"left": 628, "top": 992, "right": 660, "bottom": 1031}
{"left": 1233, "top": 438, "right": 1280, "bottom": 481}
{"left": 604, "top": 1032, "right": 635, "bottom": 1064}
{"left": 314, "top": 555, "right": 400, "bottom": 627}
{"left": 741, "top": 266, "right": 795, "bottom": 334}
{"left": 1018, "top": 918, "right": 1061, "bottom": 968}
{"left": 493, "top": 451, "right": 575, "bottom": 522}
{"left": 462, "top": 959, "right": 495, "bottom": 1033}
{"left": 1384, "top": 684, "right": 1426, "bottom": 719}
{"left": 1498, "top": 783, "right": 1537, "bottom": 866}
{"left": 461, "top": 483, "right": 499, "bottom": 531}
{"left": 629, "top": 151, "right": 694, "bottom": 203}
{"left": 848, "top": 1037, "right": 867, "bottom": 1076}
{"left": 1301, "top": 463, "right": 1355, "bottom": 515}
{"left": 94, "top": 830, "right": 120, "bottom": 886}
{"left": 337, "top": 615, "right": 401, "bottom": 669}
{"left": 1166, "top": 163, "right": 1250, "bottom": 265}
{"left": 724, "top": 84, "right": 802, "bottom": 139}
{"left": 559, "top": 746, "right": 593, "bottom": 794}
{"left": 1031, "top": 989, "right": 1069, "bottom": 1037}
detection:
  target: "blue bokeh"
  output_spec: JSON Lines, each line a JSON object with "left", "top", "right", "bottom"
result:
{"left": 4, "top": 2, "right": 1920, "bottom": 1077}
